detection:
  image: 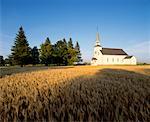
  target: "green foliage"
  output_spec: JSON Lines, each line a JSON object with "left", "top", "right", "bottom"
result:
{"left": 31, "top": 46, "right": 39, "bottom": 65}
{"left": 9, "top": 27, "right": 82, "bottom": 66}
{"left": 40, "top": 37, "right": 53, "bottom": 66}
{"left": 67, "top": 48, "right": 78, "bottom": 65}
{"left": 4, "top": 55, "right": 14, "bottom": 66}
{"left": 3, "top": 58, "right": 9, "bottom": 65}
{"left": 75, "top": 41, "right": 83, "bottom": 63}
{"left": 68, "top": 38, "right": 73, "bottom": 49}
{"left": 67, "top": 38, "right": 78, "bottom": 65}
{"left": 75, "top": 41, "right": 80, "bottom": 51}
{"left": 0, "top": 56, "right": 4, "bottom": 66}
{"left": 54, "top": 39, "right": 68, "bottom": 65}
{"left": 10, "top": 27, "right": 31, "bottom": 67}
{"left": 39, "top": 38, "right": 81, "bottom": 66}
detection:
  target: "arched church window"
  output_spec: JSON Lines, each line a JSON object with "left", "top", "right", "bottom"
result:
{"left": 107, "top": 58, "right": 109, "bottom": 62}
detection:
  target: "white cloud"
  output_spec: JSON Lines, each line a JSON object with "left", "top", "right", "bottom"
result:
{"left": 125, "top": 41, "right": 150, "bottom": 63}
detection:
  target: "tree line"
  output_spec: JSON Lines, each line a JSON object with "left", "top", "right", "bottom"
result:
{"left": 0, "top": 27, "right": 82, "bottom": 67}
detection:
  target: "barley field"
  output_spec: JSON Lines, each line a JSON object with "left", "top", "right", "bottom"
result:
{"left": 0, "top": 65, "right": 150, "bottom": 121}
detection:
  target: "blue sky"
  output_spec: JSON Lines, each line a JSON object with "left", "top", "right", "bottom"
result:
{"left": 0, "top": 0, "right": 150, "bottom": 63}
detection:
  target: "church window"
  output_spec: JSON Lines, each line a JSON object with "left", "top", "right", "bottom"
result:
{"left": 117, "top": 58, "right": 119, "bottom": 62}
{"left": 112, "top": 58, "right": 114, "bottom": 62}
{"left": 107, "top": 58, "right": 109, "bottom": 62}
{"left": 95, "top": 51, "right": 97, "bottom": 54}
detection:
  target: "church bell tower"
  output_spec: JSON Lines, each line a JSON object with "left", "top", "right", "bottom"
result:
{"left": 95, "top": 32, "right": 102, "bottom": 50}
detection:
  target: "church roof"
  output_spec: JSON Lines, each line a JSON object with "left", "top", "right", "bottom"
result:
{"left": 100, "top": 48, "right": 127, "bottom": 55}
{"left": 124, "top": 56, "right": 133, "bottom": 59}
{"left": 92, "top": 57, "right": 97, "bottom": 60}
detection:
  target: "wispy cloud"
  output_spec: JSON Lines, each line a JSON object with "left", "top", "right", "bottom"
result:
{"left": 125, "top": 41, "right": 150, "bottom": 63}
{"left": 0, "top": 33, "right": 13, "bottom": 39}
{"left": 0, "top": 33, "right": 14, "bottom": 57}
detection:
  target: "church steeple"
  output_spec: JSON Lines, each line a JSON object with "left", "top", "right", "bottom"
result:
{"left": 95, "top": 32, "right": 101, "bottom": 47}
{"left": 95, "top": 26, "right": 101, "bottom": 47}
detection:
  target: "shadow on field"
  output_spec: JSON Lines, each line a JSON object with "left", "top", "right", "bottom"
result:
{"left": 0, "top": 66, "right": 74, "bottom": 78}
{"left": 143, "top": 68, "right": 150, "bottom": 75}
{"left": 50, "top": 68, "right": 150, "bottom": 121}
{"left": 1, "top": 68, "right": 150, "bottom": 122}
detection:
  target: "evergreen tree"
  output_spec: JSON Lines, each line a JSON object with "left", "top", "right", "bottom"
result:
{"left": 75, "top": 41, "right": 83, "bottom": 63}
{"left": 40, "top": 37, "right": 53, "bottom": 66}
{"left": 75, "top": 41, "right": 80, "bottom": 51}
{"left": 67, "top": 38, "right": 77, "bottom": 65}
{"left": 11, "top": 26, "right": 31, "bottom": 67}
{"left": 62, "top": 38, "right": 68, "bottom": 65}
{"left": 63, "top": 38, "right": 67, "bottom": 46}
{"left": 52, "top": 44, "right": 58, "bottom": 65}
{"left": 31, "top": 46, "right": 39, "bottom": 65}
{"left": 0, "top": 56, "right": 4, "bottom": 66}
{"left": 54, "top": 39, "right": 68, "bottom": 65}
{"left": 53, "top": 41, "right": 62, "bottom": 65}
{"left": 4, "top": 58, "right": 9, "bottom": 65}
{"left": 6, "top": 55, "right": 13, "bottom": 66}
{"left": 68, "top": 38, "right": 73, "bottom": 49}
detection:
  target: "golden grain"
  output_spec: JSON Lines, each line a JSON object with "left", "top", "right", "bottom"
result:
{"left": 0, "top": 65, "right": 150, "bottom": 121}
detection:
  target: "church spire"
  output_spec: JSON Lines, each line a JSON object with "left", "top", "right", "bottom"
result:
{"left": 95, "top": 27, "right": 101, "bottom": 47}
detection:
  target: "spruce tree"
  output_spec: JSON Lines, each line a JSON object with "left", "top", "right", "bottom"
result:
{"left": 67, "top": 38, "right": 77, "bottom": 65}
{"left": 0, "top": 56, "right": 4, "bottom": 66}
{"left": 62, "top": 38, "right": 68, "bottom": 65}
{"left": 11, "top": 26, "right": 31, "bottom": 67}
{"left": 54, "top": 39, "right": 68, "bottom": 65}
{"left": 68, "top": 38, "right": 73, "bottom": 49}
{"left": 31, "top": 46, "right": 39, "bottom": 65}
{"left": 75, "top": 41, "right": 83, "bottom": 63}
{"left": 40, "top": 37, "right": 53, "bottom": 66}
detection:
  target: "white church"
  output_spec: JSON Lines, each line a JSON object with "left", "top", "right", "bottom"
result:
{"left": 91, "top": 32, "right": 137, "bottom": 65}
